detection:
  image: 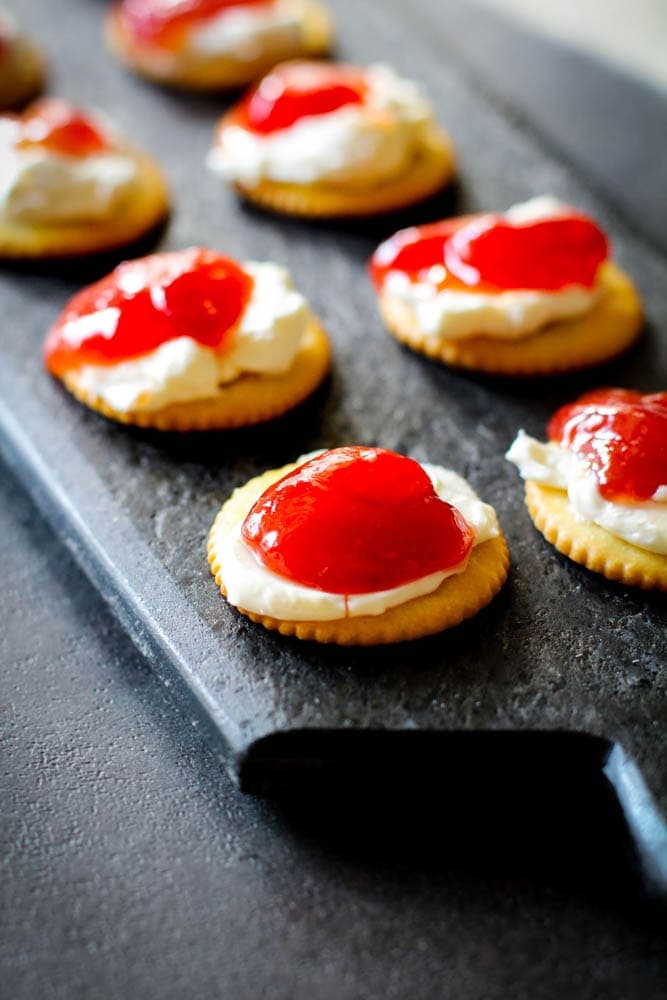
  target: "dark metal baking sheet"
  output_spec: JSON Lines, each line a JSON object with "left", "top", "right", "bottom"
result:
{"left": 1, "top": 0, "right": 665, "bottom": 882}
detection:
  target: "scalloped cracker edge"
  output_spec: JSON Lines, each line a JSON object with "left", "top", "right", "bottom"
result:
{"left": 379, "top": 261, "right": 643, "bottom": 376}
{"left": 525, "top": 480, "right": 667, "bottom": 590}
{"left": 57, "top": 320, "right": 331, "bottom": 430}
{"left": 0, "top": 150, "right": 169, "bottom": 258}
{"left": 226, "top": 124, "right": 455, "bottom": 218}
{"left": 208, "top": 462, "right": 509, "bottom": 645}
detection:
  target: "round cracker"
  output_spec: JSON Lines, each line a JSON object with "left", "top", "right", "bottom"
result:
{"left": 105, "top": 0, "right": 333, "bottom": 91}
{"left": 524, "top": 481, "right": 667, "bottom": 591}
{"left": 379, "top": 261, "right": 643, "bottom": 376}
{"left": 0, "top": 150, "right": 169, "bottom": 259}
{"left": 57, "top": 320, "right": 330, "bottom": 431}
{"left": 228, "top": 124, "right": 455, "bottom": 218}
{"left": 208, "top": 462, "right": 509, "bottom": 645}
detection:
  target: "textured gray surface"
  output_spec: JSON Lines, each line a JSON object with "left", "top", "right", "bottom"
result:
{"left": 1, "top": 467, "right": 666, "bottom": 999}
{"left": 2, "top": 0, "right": 667, "bottom": 829}
{"left": 2, "top": 1, "right": 667, "bottom": 996}
{"left": 3, "top": 0, "right": 666, "bottom": 808}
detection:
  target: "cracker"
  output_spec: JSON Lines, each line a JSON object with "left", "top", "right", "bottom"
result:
{"left": 58, "top": 320, "right": 330, "bottom": 431}
{"left": 208, "top": 462, "right": 509, "bottom": 645}
{"left": 379, "top": 262, "right": 643, "bottom": 376}
{"left": 105, "top": 0, "right": 333, "bottom": 91}
{"left": 229, "top": 124, "right": 455, "bottom": 218}
{"left": 525, "top": 481, "right": 667, "bottom": 590}
{"left": 0, "top": 150, "right": 169, "bottom": 259}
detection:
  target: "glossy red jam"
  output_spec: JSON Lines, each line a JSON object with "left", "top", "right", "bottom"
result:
{"left": 230, "top": 61, "right": 368, "bottom": 134}
{"left": 548, "top": 389, "right": 667, "bottom": 503}
{"left": 117, "top": 0, "right": 274, "bottom": 50}
{"left": 370, "top": 210, "right": 608, "bottom": 294}
{"left": 44, "top": 248, "right": 254, "bottom": 376}
{"left": 16, "top": 99, "right": 110, "bottom": 157}
{"left": 242, "top": 447, "right": 475, "bottom": 594}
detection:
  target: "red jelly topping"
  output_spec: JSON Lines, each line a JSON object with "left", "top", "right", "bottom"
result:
{"left": 548, "top": 389, "right": 667, "bottom": 503}
{"left": 370, "top": 210, "right": 608, "bottom": 294}
{"left": 117, "top": 0, "right": 273, "bottom": 50}
{"left": 242, "top": 447, "right": 475, "bottom": 594}
{"left": 16, "top": 99, "right": 110, "bottom": 157}
{"left": 44, "top": 248, "right": 254, "bottom": 376}
{"left": 231, "top": 61, "right": 368, "bottom": 134}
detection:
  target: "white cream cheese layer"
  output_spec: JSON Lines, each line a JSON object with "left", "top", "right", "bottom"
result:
{"left": 214, "top": 460, "right": 500, "bottom": 621}
{"left": 69, "top": 262, "right": 312, "bottom": 413}
{"left": 381, "top": 196, "right": 601, "bottom": 341}
{"left": 506, "top": 430, "right": 667, "bottom": 555}
{"left": 0, "top": 119, "right": 143, "bottom": 224}
{"left": 208, "top": 63, "right": 436, "bottom": 187}
{"left": 184, "top": 0, "right": 302, "bottom": 61}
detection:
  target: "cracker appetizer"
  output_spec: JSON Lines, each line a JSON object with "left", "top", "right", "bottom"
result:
{"left": 0, "top": 97, "right": 169, "bottom": 258}
{"left": 44, "top": 247, "right": 331, "bottom": 430}
{"left": 106, "top": 0, "right": 333, "bottom": 90}
{"left": 208, "top": 446, "right": 509, "bottom": 644}
{"left": 208, "top": 60, "right": 455, "bottom": 217}
{"left": 370, "top": 196, "right": 643, "bottom": 376}
{"left": 507, "top": 389, "right": 667, "bottom": 589}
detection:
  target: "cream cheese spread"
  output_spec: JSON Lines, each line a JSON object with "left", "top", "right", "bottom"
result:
{"left": 213, "top": 459, "right": 500, "bottom": 621}
{"left": 68, "top": 262, "right": 313, "bottom": 413}
{"left": 381, "top": 196, "right": 601, "bottom": 341}
{"left": 0, "top": 118, "right": 143, "bottom": 225}
{"left": 506, "top": 429, "right": 667, "bottom": 554}
{"left": 185, "top": 0, "right": 302, "bottom": 61}
{"left": 207, "top": 63, "right": 436, "bottom": 187}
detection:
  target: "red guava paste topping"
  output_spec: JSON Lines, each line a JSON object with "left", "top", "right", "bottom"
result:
{"left": 44, "top": 248, "right": 254, "bottom": 376}
{"left": 241, "top": 447, "right": 475, "bottom": 594}
{"left": 117, "top": 0, "right": 275, "bottom": 50}
{"left": 548, "top": 389, "right": 667, "bottom": 503}
{"left": 230, "top": 61, "right": 368, "bottom": 134}
{"left": 15, "top": 99, "right": 110, "bottom": 157}
{"left": 370, "top": 210, "right": 608, "bottom": 294}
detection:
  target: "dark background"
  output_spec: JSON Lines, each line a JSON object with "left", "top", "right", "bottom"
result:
{"left": 2, "top": 1, "right": 667, "bottom": 997}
